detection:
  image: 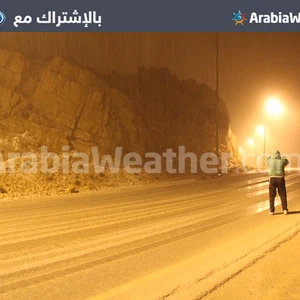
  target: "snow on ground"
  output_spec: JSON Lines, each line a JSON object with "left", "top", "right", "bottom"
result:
{"left": 0, "top": 172, "right": 299, "bottom": 300}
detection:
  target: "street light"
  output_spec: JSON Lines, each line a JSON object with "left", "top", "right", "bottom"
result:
{"left": 215, "top": 32, "right": 219, "bottom": 173}
{"left": 247, "top": 138, "right": 254, "bottom": 146}
{"left": 238, "top": 147, "right": 244, "bottom": 161}
{"left": 257, "top": 98, "right": 283, "bottom": 167}
{"left": 247, "top": 138, "right": 256, "bottom": 167}
{"left": 257, "top": 125, "right": 265, "bottom": 167}
{"left": 257, "top": 125, "right": 265, "bottom": 135}
{"left": 265, "top": 98, "right": 283, "bottom": 116}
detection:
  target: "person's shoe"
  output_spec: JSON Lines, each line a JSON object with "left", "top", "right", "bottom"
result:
{"left": 284, "top": 210, "right": 288, "bottom": 215}
{"left": 269, "top": 211, "right": 274, "bottom": 215}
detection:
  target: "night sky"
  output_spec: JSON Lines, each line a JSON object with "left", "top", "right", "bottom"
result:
{"left": 1, "top": 32, "right": 299, "bottom": 154}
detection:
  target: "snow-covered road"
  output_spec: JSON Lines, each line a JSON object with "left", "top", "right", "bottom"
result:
{"left": 0, "top": 172, "right": 299, "bottom": 299}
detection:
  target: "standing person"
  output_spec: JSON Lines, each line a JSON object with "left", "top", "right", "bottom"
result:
{"left": 265, "top": 150, "right": 289, "bottom": 215}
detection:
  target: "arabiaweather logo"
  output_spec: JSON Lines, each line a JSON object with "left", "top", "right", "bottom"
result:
{"left": 0, "top": 11, "right": 6, "bottom": 25}
{"left": 233, "top": 10, "right": 300, "bottom": 25}
{"left": 232, "top": 10, "right": 247, "bottom": 26}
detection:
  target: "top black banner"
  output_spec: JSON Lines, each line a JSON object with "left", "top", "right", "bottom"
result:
{"left": 1, "top": 0, "right": 300, "bottom": 32}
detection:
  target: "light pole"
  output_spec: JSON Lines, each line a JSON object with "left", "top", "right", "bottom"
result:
{"left": 247, "top": 138, "right": 256, "bottom": 167}
{"left": 257, "top": 98, "right": 283, "bottom": 167}
{"left": 238, "top": 147, "right": 244, "bottom": 162}
{"left": 257, "top": 125, "right": 265, "bottom": 167}
{"left": 215, "top": 32, "right": 219, "bottom": 172}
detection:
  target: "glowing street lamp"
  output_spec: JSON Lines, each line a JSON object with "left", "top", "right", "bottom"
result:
{"left": 247, "top": 138, "right": 256, "bottom": 167}
{"left": 265, "top": 98, "right": 283, "bottom": 116}
{"left": 247, "top": 138, "right": 254, "bottom": 147}
{"left": 238, "top": 147, "right": 244, "bottom": 161}
{"left": 257, "top": 125, "right": 265, "bottom": 136}
{"left": 255, "top": 98, "right": 284, "bottom": 168}
{"left": 259, "top": 98, "right": 284, "bottom": 166}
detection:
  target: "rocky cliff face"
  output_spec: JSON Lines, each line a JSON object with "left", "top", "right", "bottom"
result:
{"left": 0, "top": 50, "right": 142, "bottom": 155}
{"left": 0, "top": 49, "right": 238, "bottom": 198}
{"left": 102, "top": 66, "right": 232, "bottom": 154}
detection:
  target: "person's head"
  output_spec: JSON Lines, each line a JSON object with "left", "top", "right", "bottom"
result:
{"left": 272, "top": 150, "right": 281, "bottom": 159}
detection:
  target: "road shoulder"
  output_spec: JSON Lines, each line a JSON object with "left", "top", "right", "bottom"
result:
{"left": 203, "top": 225, "right": 300, "bottom": 300}
{"left": 94, "top": 204, "right": 300, "bottom": 300}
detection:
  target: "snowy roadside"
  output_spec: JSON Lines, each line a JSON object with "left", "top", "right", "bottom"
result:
{"left": 94, "top": 201, "right": 300, "bottom": 300}
{"left": 203, "top": 223, "right": 300, "bottom": 300}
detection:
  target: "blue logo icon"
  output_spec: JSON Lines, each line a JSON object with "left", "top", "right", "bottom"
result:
{"left": 0, "top": 11, "right": 6, "bottom": 25}
{"left": 232, "top": 10, "right": 247, "bottom": 26}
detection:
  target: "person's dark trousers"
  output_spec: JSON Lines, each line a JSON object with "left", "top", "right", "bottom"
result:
{"left": 269, "top": 177, "right": 288, "bottom": 212}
